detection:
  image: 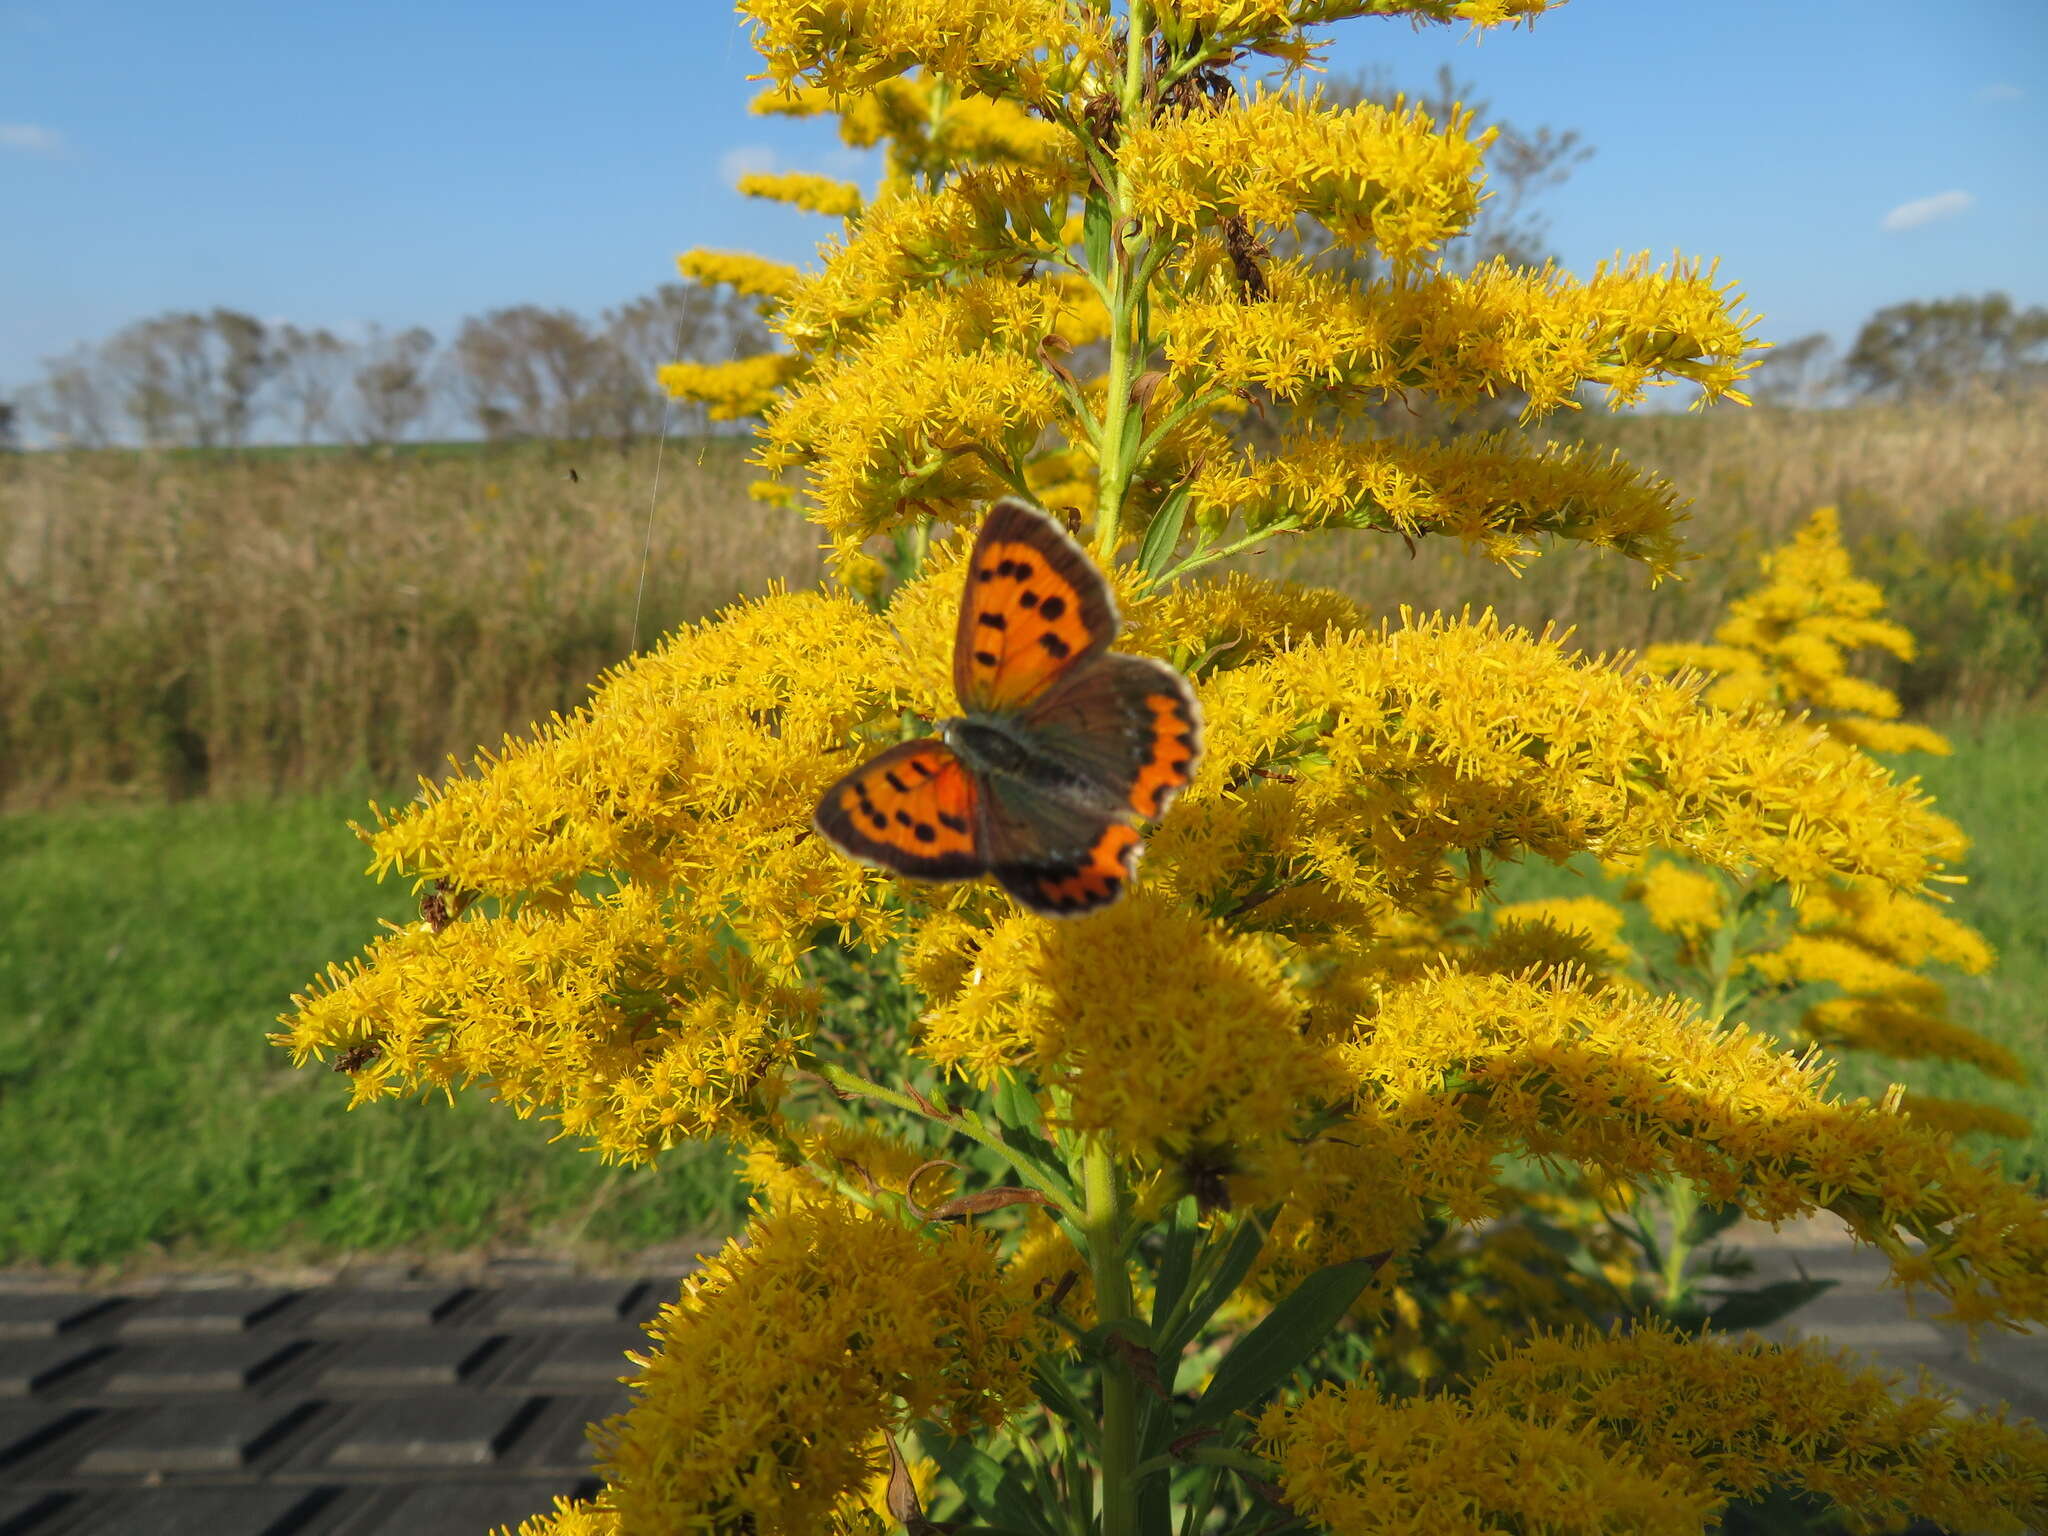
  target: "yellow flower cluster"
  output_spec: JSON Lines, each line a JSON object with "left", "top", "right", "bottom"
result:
{"left": 1254, "top": 1379, "right": 1713, "bottom": 1535}
{"left": 1155, "top": 0, "right": 1548, "bottom": 34}
{"left": 1645, "top": 506, "right": 1950, "bottom": 755}
{"left": 739, "top": 0, "right": 1102, "bottom": 105}
{"left": 279, "top": 883, "right": 809, "bottom": 1155}
{"left": 1310, "top": 968, "right": 2048, "bottom": 1329}
{"left": 674, "top": 248, "right": 800, "bottom": 303}
{"left": 758, "top": 280, "right": 1066, "bottom": 544}
{"left": 657, "top": 352, "right": 802, "bottom": 420}
{"left": 1154, "top": 0, "right": 1557, "bottom": 60}
{"left": 1801, "top": 993, "right": 2023, "bottom": 1081}
{"left": 1625, "top": 860, "right": 1725, "bottom": 945}
{"left": 1145, "top": 567, "right": 1370, "bottom": 660}
{"left": 1162, "top": 253, "right": 1759, "bottom": 417}
{"left": 1176, "top": 426, "right": 1688, "bottom": 572}
{"left": 777, "top": 167, "right": 1079, "bottom": 348}
{"left": 1481, "top": 896, "right": 1635, "bottom": 979}
{"left": 275, "top": 590, "right": 936, "bottom": 1161}
{"left": 755, "top": 78, "right": 1069, "bottom": 181}
{"left": 910, "top": 892, "right": 1346, "bottom": 1180}
{"left": 514, "top": 1202, "right": 1050, "bottom": 1536}
{"left": 1469, "top": 1323, "right": 2048, "bottom": 1534}
{"left": 1897, "top": 1092, "right": 2036, "bottom": 1142}
{"left": 737, "top": 1115, "right": 939, "bottom": 1214}
{"left": 1120, "top": 90, "right": 1489, "bottom": 268}
{"left": 1150, "top": 605, "right": 1960, "bottom": 918}
{"left": 736, "top": 169, "right": 865, "bottom": 218}
{"left": 1630, "top": 509, "right": 2013, "bottom": 1127}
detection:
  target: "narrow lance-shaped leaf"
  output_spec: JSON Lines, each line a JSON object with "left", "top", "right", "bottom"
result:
{"left": 914, "top": 1422, "right": 1058, "bottom": 1536}
{"left": 1186, "top": 1255, "right": 1384, "bottom": 1431}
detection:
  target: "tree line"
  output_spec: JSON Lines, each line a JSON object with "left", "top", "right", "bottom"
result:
{"left": 7, "top": 280, "right": 769, "bottom": 450}
{"left": 1750, "top": 293, "right": 2046, "bottom": 406}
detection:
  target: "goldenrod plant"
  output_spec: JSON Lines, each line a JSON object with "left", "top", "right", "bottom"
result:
{"left": 278, "top": 4, "right": 2048, "bottom": 1532}
{"left": 1438, "top": 509, "right": 2029, "bottom": 1349}
{"left": 1630, "top": 507, "right": 2021, "bottom": 1138}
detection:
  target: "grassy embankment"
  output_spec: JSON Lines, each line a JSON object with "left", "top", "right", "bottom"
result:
{"left": 0, "top": 789, "right": 746, "bottom": 1270}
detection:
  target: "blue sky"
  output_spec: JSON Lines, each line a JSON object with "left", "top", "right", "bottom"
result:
{"left": 2, "top": 0, "right": 2042, "bottom": 395}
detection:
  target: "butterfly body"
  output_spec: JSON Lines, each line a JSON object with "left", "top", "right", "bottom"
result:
{"left": 816, "top": 500, "right": 1202, "bottom": 917}
{"left": 940, "top": 714, "right": 1127, "bottom": 816}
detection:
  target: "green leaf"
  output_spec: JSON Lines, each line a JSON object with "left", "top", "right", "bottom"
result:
{"left": 1027, "top": 1362, "right": 1099, "bottom": 1445}
{"left": 913, "top": 1423, "right": 1056, "bottom": 1536}
{"left": 1160, "top": 1215, "right": 1267, "bottom": 1358}
{"left": 1150, "top": 1197, "right": 1199, "bottom": 1333}
{"left": 1082, "top": 193, "right": 1113, "bottom": 279}
{"left": 1136, "top": 478, "right": 1194, "bottom": 582}
{"left": 1186, "top": 1256, "right": 1379, "bottom": 1430}
{"left": 990, "top": 1070, "right": 1042, "bottom": 1133}
{"left": 1685, "top": 1200, "right": 1746, "bottom": 1246}
{"left": 1706, "top": 1278, "right": 1838, "bottom": 1333}
{"left": 983, "top": 1078, "right": 1065, "bottom": 1182}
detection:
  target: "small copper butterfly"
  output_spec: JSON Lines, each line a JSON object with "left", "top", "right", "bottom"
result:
{"left": 815, "top": 499, "right": 1203, "bottom": 916}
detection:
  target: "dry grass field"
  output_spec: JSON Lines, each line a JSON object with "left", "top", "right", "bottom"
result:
{"left": 0, "top": 439, "right": 820, "bottom": 805}
{"left": 1266, "top": 385, "right": 2048, "bottom": 686}
{"left": 3, "top": 386, "right": 2042, "bottom": 808}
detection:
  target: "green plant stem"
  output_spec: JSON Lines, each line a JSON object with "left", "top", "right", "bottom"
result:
{"left": 1660, "top": 1172, "right": 1700, "bottom": 1309}
{"left": 1659, "top": 888, "right": 1750, "bottom": 1306}
{"left": 1082, "top": 1137, "right": 1140, "bottom": 1536}
{"left": 1152, "top": 516, "right": 1308, "bottom": 586}
{"left": 1092, "top": 0, "right": 1152, "bottom": 567}
{"left": 814, "top": 1062, "right": 1085, "bottom": 1225}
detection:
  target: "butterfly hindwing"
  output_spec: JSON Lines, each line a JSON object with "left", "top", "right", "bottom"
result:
{"left": 813, "top": 739, "right": 985, "bottom": 881}
{"left": 954, "top": 499, "right": 1119, "bottom": 713}
{"left": 975, "top": 652, "right": 1201, "bottom": 918}
{"left": 1020, "top": 651, "right": 1204, "bottom": 823}
{"left": 991, "top": 816, "right": 1144, "bottom": 918}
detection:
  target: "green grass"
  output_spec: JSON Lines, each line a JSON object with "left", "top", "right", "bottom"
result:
{"left": 0, "top": 789, "right": 743, "bottom": 1270}
{"left": 1829, "top": 711, "right": 2048, "bottom": 1179}
{"left": 4, "top": 715, "right": 2041, "bottom": 1270}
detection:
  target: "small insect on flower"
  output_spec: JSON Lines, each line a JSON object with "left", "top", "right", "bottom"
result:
{"left": 815, "top": 499, "right": 1202, "bottom": 916}
{"left": 333, "top": 1042, "right": 382, "bottom": 1074}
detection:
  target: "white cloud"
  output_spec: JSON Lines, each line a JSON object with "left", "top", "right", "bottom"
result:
{"left": 1880, "top": 189, "right": 1974, "bottom": 233}
{"left": 0, "top": 121, "right": 64, "bottom": 156}
{"left": 718, "top": 144, "right": 778, "bottom": 184}
{"left": 1977, "top": 82, "right": 2025, "bottom": 102}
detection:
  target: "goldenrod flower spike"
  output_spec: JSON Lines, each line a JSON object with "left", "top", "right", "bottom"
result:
{"left": 1630, "top": 509, "right": 2017, "bottom": 1143}
{"left": 676, "top": 248, "right": 801, "bottom": 304}
{"left": 737, "top": 169, "right": 865, "bottom": 218}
